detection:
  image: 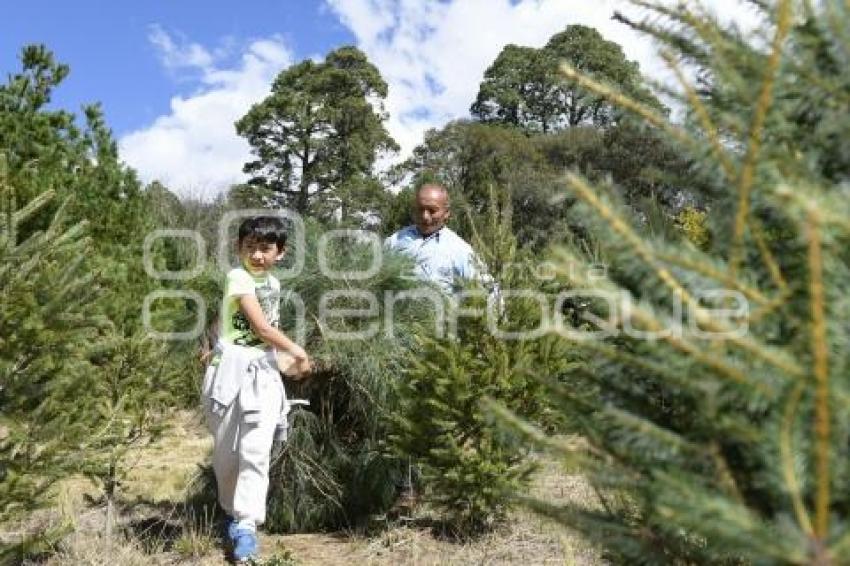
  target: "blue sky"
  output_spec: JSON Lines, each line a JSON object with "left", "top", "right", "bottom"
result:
{"left": 2, "top": 0, "right": 353, "bottom": 135}
{"left": 4, "top": 0, "right": 754, "bottom": 197}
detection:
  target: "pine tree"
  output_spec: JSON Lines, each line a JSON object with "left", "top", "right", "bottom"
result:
{"left": 77, "top": 330, "right": 177, "bottom": 537}
{"left": 493, "top": 1, "right": 850, "bottom": 563}
{"left": 1, "top": 46, "right": 190, "bottom": 548}
{"left": 0, "top": 154, "right": 102, "bottom": 550}
{"left": 236, "top": 46, "right": 398, "bottom": 220}
{"left": 390, "top": 189, "right": 575, "bottom": 536}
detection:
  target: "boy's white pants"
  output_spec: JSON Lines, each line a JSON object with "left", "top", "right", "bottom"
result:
{"left": 203, "top": 365, "right": 284, "bottom": 526}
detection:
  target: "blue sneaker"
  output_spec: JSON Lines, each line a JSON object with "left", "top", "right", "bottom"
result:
{"left": 225, "top": 517, "right": 238, "bottom": 541}
{"left": 232, "top": 528, "right": 258, "bottom": 562}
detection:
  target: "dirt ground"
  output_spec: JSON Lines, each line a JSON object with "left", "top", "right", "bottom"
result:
{"left": 11, "top": 411, "right": 603, "bottom": 565}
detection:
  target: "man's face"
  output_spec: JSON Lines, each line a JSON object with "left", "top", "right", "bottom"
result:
{"left": 413, "top": 186, "right": 450, "bottom": 236}
{"left": 238, "top": 237, "right": 285, "bottom": 275}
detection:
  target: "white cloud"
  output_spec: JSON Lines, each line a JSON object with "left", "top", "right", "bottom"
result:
{"left": 147, "top": 24, "right": 215, "bottom": 71}
{"left": 119, "top": 28, "right": 293, "bottom": 198}
{"left": 122, "top": 3, "right": 763, "bottom": 197}
{"left": 326, "top": 0, "right": 764, "bottom": 159}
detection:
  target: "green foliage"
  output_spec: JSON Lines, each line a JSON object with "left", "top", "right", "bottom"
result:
{"left": 392, "top": 318, "right": 534, "bottom": 536}
{"left": 463, "top": 24, "right": 702, "bottom": 249}
{"left": 0, "top": 48, "right": 191, "bottom": 549}
{"left": 676, "top": 207, "right": 711, "bottom": 250}
{"left": 374, "top": 186, "right": 414, "bottom": 236}
{"left": 595, "top": 122, "right": 707, "bottom": 207}
{"left": 497, "top": 1, "right": 850, "bottom": 564}
{"left": 472, "top": 25, "right": 663, "bottom": 131}
{"left": 0, "top": 45, "right": 77, "bottom": 215}
{"left": 73, "top": 103, "right": 151, "bottom": 246}
{"left": 0, "top": 46, "right": 151, "bottom": 246}
{"left": 236, "top": 46, "right": 398, "bottom": 221}
{"left": 77, "top": 330, "right": 178, "bottom": 534}
{"left": 0, "top": 156, "right": 101, "bottom": 543}
{"left": 390, "top": 192, "right": 575, "bottom": 536}
{"left": 471, "top": 44, "right": 560, "bottom": 132}
{"left": 396, "top": 117, "right": 701, "bottom": 252}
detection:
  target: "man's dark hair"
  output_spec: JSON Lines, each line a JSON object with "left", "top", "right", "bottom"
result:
{"left": 237, "top": 216, "right": 287, "bottom": 248}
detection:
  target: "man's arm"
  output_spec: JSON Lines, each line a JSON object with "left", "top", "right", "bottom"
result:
{"left": 384, "top": 228, "right": 406, "bottom": 251}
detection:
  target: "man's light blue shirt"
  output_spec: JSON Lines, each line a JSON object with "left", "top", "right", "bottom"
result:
{"left": 384, "top": 225, "right": 484, "bottom": 294}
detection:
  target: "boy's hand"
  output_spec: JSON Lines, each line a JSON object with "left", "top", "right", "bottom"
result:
{"left": 289, "top": 345, "right": 308, "bottom": 362}
{"left": 276, "top": 347, "right": 312, "bottom": 380}
{"left": 290, "top": 356, "right": 313, "bottom": 381}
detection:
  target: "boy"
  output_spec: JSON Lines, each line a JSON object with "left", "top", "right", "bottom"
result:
{"left": 201, "top": 216, "right": 310, "bottom": 562}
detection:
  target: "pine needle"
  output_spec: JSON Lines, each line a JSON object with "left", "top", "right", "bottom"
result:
{"left": 728, "top": 0, "right": 793, "bottom": 278}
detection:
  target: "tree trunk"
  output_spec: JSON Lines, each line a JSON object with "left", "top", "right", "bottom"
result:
{"left": 105, "top": 460, "right": 116, "bottom": 540}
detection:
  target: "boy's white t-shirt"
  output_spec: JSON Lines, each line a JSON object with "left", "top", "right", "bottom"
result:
{"left": 220, "top": 267, "right": 281, "bottom": 355}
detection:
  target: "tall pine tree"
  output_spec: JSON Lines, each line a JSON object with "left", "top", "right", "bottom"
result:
{"left": 236, "top": 46, "right": 398, "bottom": 221}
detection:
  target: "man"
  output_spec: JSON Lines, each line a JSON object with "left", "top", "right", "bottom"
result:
{"left": 384, "top": 183, "right": 493, "bottom": 296}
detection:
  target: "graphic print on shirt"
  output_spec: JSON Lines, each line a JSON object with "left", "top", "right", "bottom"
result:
{"left": 232, "top": 280, "right": 280, "bottom": 347}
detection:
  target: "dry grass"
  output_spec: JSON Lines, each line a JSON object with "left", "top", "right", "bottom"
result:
{"left": 122, "top": 411, "right": 213, "bottom": 504}
{"left": 267, "top": 458, "right": 602, "bottom": 566}
{"left": 12, "top": 412, "right": 602, "bottom": 566}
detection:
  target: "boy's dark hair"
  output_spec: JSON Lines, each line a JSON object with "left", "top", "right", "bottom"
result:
{"left": 237, "top": 216, "right": 287, "bottom": 248}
